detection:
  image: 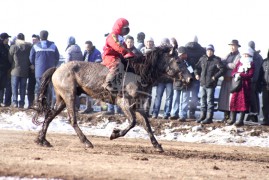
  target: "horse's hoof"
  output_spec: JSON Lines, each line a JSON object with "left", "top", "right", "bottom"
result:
{"left": 154, "top": 144, "right": 164, "bottom": 153}
{"left": 35, "top": 138, "right": 52, "bottom": 147}
{"left": 85, "top": 140, "right": 94, "bottom": 148}
{"left": 110, "top": 129, "right": 121, "bottom": 140}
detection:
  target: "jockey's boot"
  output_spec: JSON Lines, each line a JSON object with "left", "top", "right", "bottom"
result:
{"left": 102, "top": 71, "right": 117, "bottom": 92}
{"left": 201, "top": 112, "right": 213, "bottom": 124}
{"left": 227, "top": 111, "right": 237, "bottom": 125}
{"left": 235, "top": 112, "right": 245, "bottom": 127}
{"left": 196, "top": 111, "right": 206, "bottom": 123}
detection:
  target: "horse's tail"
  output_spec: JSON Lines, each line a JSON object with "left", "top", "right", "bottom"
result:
{"left": 32, "top": 67, "right": 57, "bottom": 126}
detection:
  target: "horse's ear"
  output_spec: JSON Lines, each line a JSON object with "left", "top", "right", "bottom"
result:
{"left": 169, "top": 46, "right": 175, "bottom": 56}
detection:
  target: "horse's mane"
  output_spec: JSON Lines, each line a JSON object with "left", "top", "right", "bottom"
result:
{"left": 129, "top": 46, "right": 171, "bottom": 84}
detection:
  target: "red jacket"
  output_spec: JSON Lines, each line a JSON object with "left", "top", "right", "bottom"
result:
{"left": 102, "top": 18, "right": 129, "bottom": 67}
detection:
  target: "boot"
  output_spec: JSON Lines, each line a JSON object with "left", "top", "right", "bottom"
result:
{"left": 103, "top": 71, "right": 118, "bottom": 92}
{"left": 235, "top": 112, "right": 245, "bottom": 127}
{"left": 220, "top": 111, "right": 230, "bottom": 123}
{"left": 196, "top": 111, "right": 206, "bottom": 123}
{"left": 227, "top": 111, "right": 236, "bottom": 125}
{"left": 201, "top": 112, "right": 213, "bottom": 124}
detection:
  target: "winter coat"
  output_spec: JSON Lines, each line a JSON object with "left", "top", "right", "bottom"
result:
{"left": 0, "top": 41, "right": 11, "bottom": 72}
{"left": 218, "top": 51, "right": 241, "bottom": 111}
{"left": 102, "top": 18, "right": 129, "bottom": 67}
{"left": 9, "top": 39, "right": 32, "bottom": 77}
{"left": 65, "top": 44, "right": 83, "bottom": 63}
{"left": 194, "top": 55, "right": 225, "bottom": 88}
{"left": 251, "top": 51, "right": 263, "bottom": 82}
{"left": 83, "top": 47, "right": 102, "bottom": 63}
{"left": 258, "top": 57, "right": 269, "bottom": 91}
{"left": 230, "top": 61, "right": 254, "bottom": 112}
{"left": 29, "top": 40, "right": 59, "bottom": 78}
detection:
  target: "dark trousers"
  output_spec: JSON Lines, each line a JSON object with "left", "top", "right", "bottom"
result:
{"left": 249, "top": 82, "right": 260, "bottom": 114}
{"left": 27, "top": 71, "right": 36, "bottom": 106}
{"left": 200, "top": 86, "right": 215, "bottom": 113}
{"left": 0, "top": 73, "right": 12, "bottom": 106}
{"left": 262, "top": 87, "right": 269, "bottom": 120}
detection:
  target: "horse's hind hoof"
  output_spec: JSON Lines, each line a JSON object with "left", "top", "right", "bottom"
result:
{"left": 110, "top": 129, "right": 121, "bottom": 140}
{"left": 35, "top": 138, "right": 52, "bottom": 147}
{"left": 154, "top": 144, "right": 164, "bottom": 153}
{"left": 85, "top": 140, "right": 94, "bottom": 148}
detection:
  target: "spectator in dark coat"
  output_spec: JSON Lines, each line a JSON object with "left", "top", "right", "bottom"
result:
{"left": 195, "top": 44, "right": 225, "bottom": 124}
{"left": 185, "top": 36, "right": 206, "bottom": 119}
{"left": 9, "top": 33, "right": 32, "bottom": 108}
{"left": 218, "top": 40, "right": 241, "bottom": 122}
{"left": 83, "top": 41, "right": 102, "bottom": 63}
{"left": 245, "top": 41, "right": 263, "bottom": 122}
{"left": 29, "top": 30, "right": 59, "bottom": 104}
{"left": 257, "top": 49, "right": 269, "bottom": 126}
{"left": 170, "top": 46, "right": 192, "bottom": 121}
{"left": 0, "top": 32, "right": 12, "bottom": 107}
{"left": 228, "top": 48, "right": 254, "bottom": 126}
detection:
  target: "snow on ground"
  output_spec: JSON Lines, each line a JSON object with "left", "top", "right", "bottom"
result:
{"left": 0, "top": 111, "right": 268, "bottom": 148}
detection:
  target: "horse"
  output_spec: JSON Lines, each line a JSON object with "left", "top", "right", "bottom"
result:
{"left": 33, "top": 46, "right": 192, "bottom": 152}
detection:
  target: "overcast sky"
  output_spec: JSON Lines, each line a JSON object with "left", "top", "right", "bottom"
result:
{"left": 1, "top": 0, "right": 268, "bottom": 58}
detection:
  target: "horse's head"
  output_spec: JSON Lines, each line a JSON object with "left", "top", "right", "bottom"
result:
{"left": 159, "top": 47, "right": 193, "bottom": 84}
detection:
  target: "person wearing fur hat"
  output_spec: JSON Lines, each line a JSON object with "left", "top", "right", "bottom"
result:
{"left": 245, "top": 41, "right": 263, "bottom": 122}
{"left": 9, "top": 33, "right": 32, "bottom": 108}
{"left": 228, "top": 48, "right": 255, "bottom": 126}
{"left": 102, "top": 18, "right": 135, "bottom": 92}
{"left": 195, "top": 44, "right": 225, "bottom": 124}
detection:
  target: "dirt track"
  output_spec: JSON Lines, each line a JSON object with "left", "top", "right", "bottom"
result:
{"left": 0, "top": 130, "right": 268, "bottom": 180}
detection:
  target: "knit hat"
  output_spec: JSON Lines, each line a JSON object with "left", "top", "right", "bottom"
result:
{"left": 160, "top": 38, "right": 170, "bottom": 45}
{"left": 248, "top": 41, "right": 255, "bottom": 50}
{"left": 144, "top": 37, "right": 154, "bottom": 42}
{"left": 242, "top": 47, "right": 254, "bottom": 57}
{"left": 17, "top": 33, "right": 25, "bottom": 40}
{"left": 206, "top": 44, "right": 215, "bottom": 51}
{"left": 178, "top": 46, "right": 186, "bottom": 56}
{"left": 67, "top": 36, "right": 76, "bottom": 45}
{"left": 40, "top": 30, "right": 48, "bottom": 40}
{"left": 0, "top": 32, "right": 11, "bottom": 40}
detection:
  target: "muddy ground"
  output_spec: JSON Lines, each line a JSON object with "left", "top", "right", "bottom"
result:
{"left": 0, "top": 107, "right": 269, "bottom": 180}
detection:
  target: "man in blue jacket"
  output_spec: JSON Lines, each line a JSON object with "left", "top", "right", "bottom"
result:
{"left": 29, "top": 30, "right": 59, "bottom": 104}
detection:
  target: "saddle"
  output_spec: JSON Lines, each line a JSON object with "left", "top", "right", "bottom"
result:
{"left": 110, "top": 61, "right": 147, "bottom": 97}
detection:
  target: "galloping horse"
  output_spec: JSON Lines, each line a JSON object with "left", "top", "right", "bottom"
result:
{"left": 33, "top": 46, "right": 192, "bottom": 152}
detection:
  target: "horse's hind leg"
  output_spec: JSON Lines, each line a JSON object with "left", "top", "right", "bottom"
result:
{"left": 65, "top": 98, "right": 93, "bottom": 148}
{"left": 135, "top": 111, "right": 164, "bottom": 152}
{"left": 110, "top": 97, "right": 136, "bottom": 140}
{"left": 35, "top": 98, "right": 66, "bottom": 147}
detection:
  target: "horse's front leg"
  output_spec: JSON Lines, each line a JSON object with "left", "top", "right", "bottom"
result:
{"left": 110, "top": 97, "right": 136, "bottom": 140}
{"left": 135, "top": 110, "right": 164, "bottom": 152}
{"left": 35, "top": 100, "right": 66, "bottom": 147}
